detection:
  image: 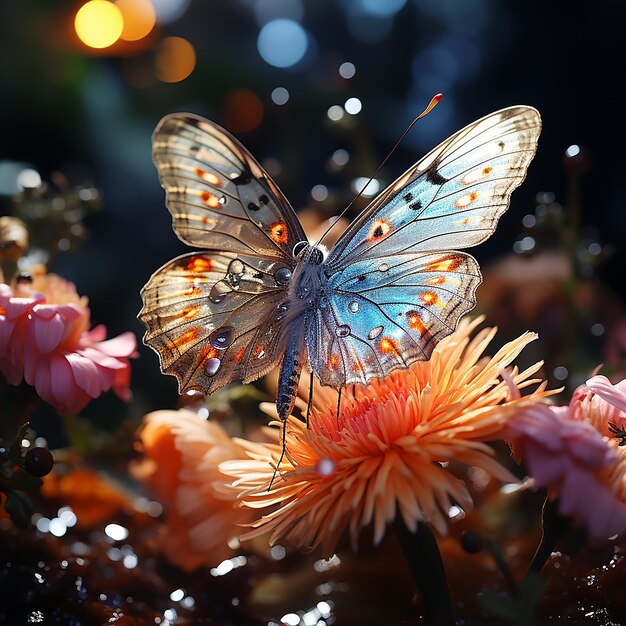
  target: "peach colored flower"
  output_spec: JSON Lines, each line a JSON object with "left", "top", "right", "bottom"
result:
{"left": 506, "top": 375, "right": 626, "bottom": 543}
{"left": 0, "top": 273, "right": 136, "bottom": 415}
{"left": 221, "top": 317, "right": 554, "bottom": 554}
{"left": 133, "top": 409, "right": 256, "bottom": 571}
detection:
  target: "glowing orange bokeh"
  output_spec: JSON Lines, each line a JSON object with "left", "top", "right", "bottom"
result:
{"left": 155, "top": 36, "right": 196, "bottom": 83}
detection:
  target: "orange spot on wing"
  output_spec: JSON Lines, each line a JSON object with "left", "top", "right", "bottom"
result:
{"left": 379, "top": 337, "right": 399, "bottom": 355}
{"left": 367, "top": 219, "right": 393, "bottom": 242}
{"left": 185, "top": 256, "right": 213, "bottom": 273}
{"left": 406, "top": 310, "right": 428, "bottom": 335}
{"left": 425, "top": 255, "right": 463, "bottom": 273}
{"left": 197, "top": 344, "right": 220, "bottom": 361}
{"left": 352, "top": 358, "right": 364, "bottom": 373}
{"left": 234, "top": 347, "right": 246, "bottom": 363}
{"left": 455, "top": 191, "right": 479, "bottom": 209}
{"left": 426, "top": 276, "right": 446, "bottom": 285}
{"left": 201, "top": 191, "right": 221, "bottom": 208}
{"left": 167, "top": 327, "right": 199, "bottom": 350}
{"left": 327, "top": 354, "right": 339, "bottom": 370}
{"left": 269, "top": 222, "right": 288, "bottom": 245}
{"left": 420, "top": 291, "right": 439, "bottom": 306}
{"left": 179, "top": 305, "right": 200, "bottom": 320}
{"left": 195, "top": 168, "right": 221, "bottom": 186}
{"left": 482, "top": 166, "right": 493, "bottom": 175}
{"left": 253, "top": 343, "right": 265, "bottom": 357}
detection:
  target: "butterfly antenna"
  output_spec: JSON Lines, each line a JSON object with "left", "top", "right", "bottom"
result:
{"left": 316, "top": 93, "right": 444, "bottom": 248}
{"left": 336, "top": 387, "right": 342, "bottom": 428}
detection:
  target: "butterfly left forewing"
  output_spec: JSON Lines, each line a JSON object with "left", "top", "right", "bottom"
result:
{"left": 153, "top": 113, "right": 306, "bottom": 259}
{"left": 140, "top": 251, "right": 290, "bottom": 394}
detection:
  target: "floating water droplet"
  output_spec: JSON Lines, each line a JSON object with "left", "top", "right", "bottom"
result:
{"left": 368, "top": 326, "right": 384, "bottom": 339}
{"left": 205, "top": 358, "right": 221, "bottom": 376}
{"left": 317, "top": 458, "right": 336, "bottom": 476}
{"left": 348, "top": 301, "right": 359, "bottom": 313}
{"left": 274, "top": 267, "right": 292, "bottom": 285}
{"left": 379, "top": 263, "right": 389, "bottom": 272}
{"left": 336, "top": 324, "right": 351, "bottom": 337}
{"left": 209, "top": 281, "right": 229, "bottom": 303}
{"left": 209, "top": 326, "right": 235, "bottom": 350}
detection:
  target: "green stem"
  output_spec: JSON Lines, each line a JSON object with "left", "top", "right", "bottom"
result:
{"left": 527, "top": 497, "right": 570, "bottom": 575}
{"left": 392, "top": 518, "right": 455, "bottom": 625}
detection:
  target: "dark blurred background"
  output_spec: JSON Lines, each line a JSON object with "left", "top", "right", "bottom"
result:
{"left": 1, "top": 0, "right": 625, "bottom": 423}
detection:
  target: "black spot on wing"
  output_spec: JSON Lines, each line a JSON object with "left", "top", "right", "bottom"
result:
{"left": 426, "top": 166, "right": 448, "bottom": 185}
{"left": 403, "top": 192, "right": 414, "bottom": 202}
{"left": 409, "top": 200, "right": 423, "bottom": 211}
{"left": 231, "top": 169, "right": 253, "bottom": 185}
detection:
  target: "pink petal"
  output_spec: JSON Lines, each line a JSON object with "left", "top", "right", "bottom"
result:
{"left": 77, "top": 346, "right": 129, "bottom": 370}
{"left": 94, "top": 332, "right": 137, "bottom": 357}
{"left": 34, "top": 313, "right": 65, "bottom": 354}
{"left": 32, "top": 303, "right": 82, "bottom": 322}
{"left": 34, "top": 358, "right": 52, "bottom": 406}
{"left": 586, "top": 375, "right": 626, "bottom": 412}
{"left": 4, "top": 296, "right": 41, "bottom": 320}
{"left": 64, "top": 352, "right": 104, "bottom": 398}
{"left": 85, "top": 324, "right": 107, "bottom": 342}
{"left": 50, "top": 352, "right": 78, "bottom": 407}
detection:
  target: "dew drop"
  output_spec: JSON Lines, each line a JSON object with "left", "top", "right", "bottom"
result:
{"left": 209, "top": 326, "right": 235, "bottom": 350}
{"left": 379, "top": 263, "right": 389, "bottom": 272}
{"left": 275, "top": 303, "right": 289, "bottom": 321}
{"left": 209, "top": 281, "right": 230, "bottom": 303}
{"left": 218, "top": 196, "right": 226, "bottom": 205}
{"left": 209, "top": 280, "right": 231, "bottom": 304}
{"left": 228, "top": 259, "right": 245, "bottom": 275}
{"left": 336, "top": 324, "right": 351, "bottom": 337}
{"left": 368, "top": 326, "right": 384, "bottom": 340}
{"left": 348, "top": 301, "right": 359, "bottom": 313}
{"left": 274, "top": 267, "right": 292, "bottom": 286}
{"left": 205, "top": 358, "right": 221, "bottom": 377}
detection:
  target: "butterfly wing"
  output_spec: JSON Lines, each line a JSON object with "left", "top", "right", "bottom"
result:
{"left": 310, "top": 106, "right": 541, "bottom": 387}
{"left": 142, "top": 113, "right": 307, "bottom": 394}
{"left": 152, "top": 113, "right": 306, "bottom": 258}
{"left": 140, "top": 252, "right": 292, "bottom": 394}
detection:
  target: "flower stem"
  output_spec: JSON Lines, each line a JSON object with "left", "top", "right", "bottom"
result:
{"left": 527, "top": 497, "right": 570, "bottom": 574}
{"left": 393, "top": 518, "right": 455, "bottom": 625}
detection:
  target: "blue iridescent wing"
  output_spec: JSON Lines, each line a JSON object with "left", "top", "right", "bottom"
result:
{"left": 310, "top": 106, "right": 541, "bottom": 387}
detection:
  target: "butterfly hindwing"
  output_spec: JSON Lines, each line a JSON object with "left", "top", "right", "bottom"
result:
{"left": 139, "top": 251, "right": 291, "bottom": 394}
{"left": 314, "top": 106, "right": 541, "bottom": 387}
{"left": 152, "top": 113, "right": 306, "bottom": 259}
{"left": 310, "top": 252, "right": 481, "bottom": 387}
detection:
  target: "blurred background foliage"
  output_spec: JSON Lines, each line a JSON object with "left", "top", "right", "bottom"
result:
{"left": 1, "top": 0, "right": 625, "bottom": 439}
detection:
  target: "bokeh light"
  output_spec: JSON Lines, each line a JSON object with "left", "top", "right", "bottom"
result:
{"left": 271, "top": 86, "right": 290, "bottom": 105}
{"left": 339, "top": 61, "right": 356, "bottom": 79}
{"left": 154, "top": 36, "right": 196, "bottom": 83}
{"left": 223, "top": 89, "right": 264, "bottom": 133}
{"left": 361, "top": 0, "right": 407, "bottom": 17}
{"left": 151, "top": 0, "right": 191, "bottom": 23}
{"left": 327, "top": 105, "right": 344, "bottom": 122}
{"left": 74, "top": 1, "right": 124, "bottom": 49}
{"left": 344, "top": 97, "right": 362, "bottom": 115}
{"left": 257, "top": 19, "right": 308, "bottom": 68}
{"left": 116, "top": 0, "right": 156, "bottom": 41}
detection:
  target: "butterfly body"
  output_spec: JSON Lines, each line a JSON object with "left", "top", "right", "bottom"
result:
{"left": 140, "top": 107, "right": 541, "bottom": 420}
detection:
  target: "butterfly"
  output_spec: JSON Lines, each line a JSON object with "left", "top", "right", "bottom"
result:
{"left": 139, "top": 106, "right": 541, "bottom": 425}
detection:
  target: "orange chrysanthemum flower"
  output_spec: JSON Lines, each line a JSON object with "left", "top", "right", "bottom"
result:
{"left": 221, "top": 317, "right": 554, "bottom": 554}
{"left": 133, "top": 409, "right": 254, "bottom": 570}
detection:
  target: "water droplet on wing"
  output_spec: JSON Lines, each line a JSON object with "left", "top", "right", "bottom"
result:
{"left": 209, "top": 281, "right": 230, "bottom": 303}
{"left": 274, "top": 267, "right": 292, "bottom": 285}
{"left": 205, "top": 358, "right": 221, "bottom": 376}
{"left": 336, "top": 324, "right": 351, "bottom": 337}
{"left": 368, "top": 326, "right": 384, "bottom": 339}
{"left": 348, "top": 301, "right": 359, "bottom": 313}
{"left": 378, "top": 263, "right": 389, "bottom": 272}
{"left": 209, "top": 326, "right": 235, "bottom": 350}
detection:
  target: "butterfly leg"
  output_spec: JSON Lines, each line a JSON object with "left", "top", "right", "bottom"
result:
{"left": 305, "top": 370, "right": 314, "bottom": 428}
{"left": 268, "top": 419, "right": 288, "bottom": 491}
{"left": 336, "top": 387, "right": 342, "bottom": 428}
